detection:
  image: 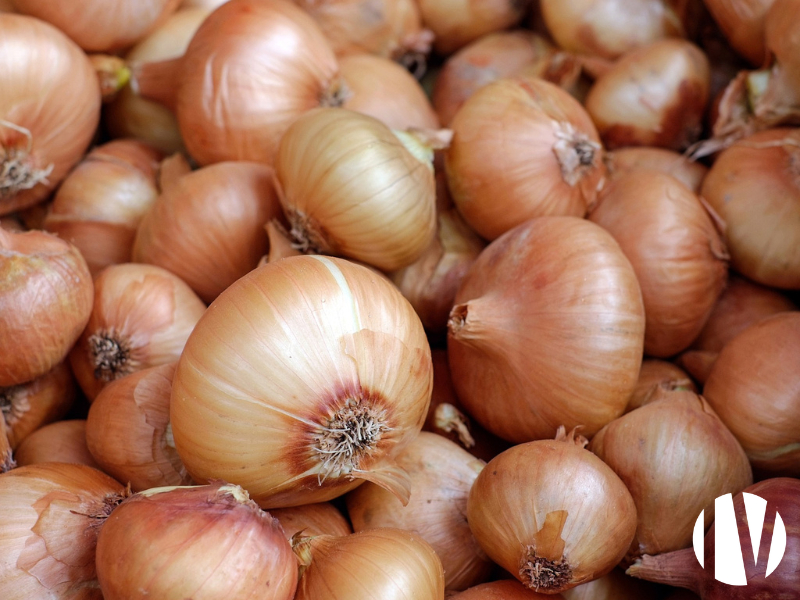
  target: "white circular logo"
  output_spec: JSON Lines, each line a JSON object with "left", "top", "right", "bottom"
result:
{"left": 693, "top": 492, "right": 787, "bottom": 586}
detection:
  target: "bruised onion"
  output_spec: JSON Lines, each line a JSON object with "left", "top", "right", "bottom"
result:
{"left": 626, "top": 359, "right": 696, "bottom": 412}
{"left": 451, "top": 580, "right": 559, "bottom": 599}
{"left": 14, "top": 420, "right": 99, "bottom": 468}
{"left": 606, "top": 147, "right": 707, "bottom": 192}
{"left": 448, "top": 216, "right": 644, "bottom": 442}
{"left": 271, "top": 502, "right": 352, "bottom": 539}
{"left": 445, "top": 77, "right": 605, "bottom": 240}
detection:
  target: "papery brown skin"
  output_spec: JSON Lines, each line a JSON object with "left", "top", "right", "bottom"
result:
{"left": 347, "top": 432, "right": 491, "bottom": 591}
{"left": 560, "top": 567, "right": 663, "bottom": 600}
{"left": 700, "top": 129, "right": 800, "bottom": 289}
{"left": 445, "top": 77, "right": 605, "bottom": 241}
{"left": 2, "top": 360, "right": 76, "bottom": 448}
{"left": 703, "top": 312, "right": 800, "bottom": 477}
{"left": 0, "top": 228, "right": 94, "bottom": 387}
{"left": 96, "top": 483, "right": 298, "bottom": 600}
{"left": 15, "top": 420, "right": 99, "bottom": 468}
{"left": 294, "top": 529, "right": 445, "bottom": 600}
{"left": 270, "top": 502, "right": 352, "bottom": 540}
{"left": 590, "top": 389, "right": 753, "bottom": 562}
{"left": 86, "top": 363, "right": 192, "bottom": 491}
{"left": 606, "top": 146, "right": 707, "bottom": 192}
{"left": 448, "top": 216, "right": 644, "bottom": 443}
{"left": 625, "top": 359, "right": 696, "bottom": 413}
{"left": 44, "top": 140, "right": 163, "bottom": 276}
{"left": 451, "top": 579, "right": 561, "bottom": 599}
{"left": 589, "top": 170, "right": 728, "bottom": 357}
{"left": 586, "top": 39, "right": 710, "bottom": 150}
{"left": 0, "top": 463, "right": 124, "bottom": 599}
{"left": 133, "top": 161, "right": 282, "bottom": 304}
{"left": 69, "top": 263, "right": 206, "bottom": 401}
{"left": 703, "top": 0, "right": 774, "bottom": 65}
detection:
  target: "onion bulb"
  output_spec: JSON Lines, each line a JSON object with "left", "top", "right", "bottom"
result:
{"left": 468, "top": 429, "right": 637, "bottom": 593}
{"left": 561, "top": 568, "right": 663, "bottom": 600}
{"left": 0, "top": 14, "right": 100, "bottom": 216}
{"left": 703, "top": 312, "right": 800, "bottom": 477}
{"left": 275, "top": 108, "right": 438, "bottom": 271}
{"left": 451, "top": 580, "right": 560, "bottom": 599}
{"left": 14, "top": 420, "right": 99, "bottom": 469}
{"left": 96, "top": 483, "right": 298, "bottom": 600}
{"left": 589, "top": 170, "right": 728, "bottom": 357}
{"left": 69, "top": 263, "right": 206, "bottom": 401}
{"left": 448, "top": 216, "right": 645, "bottom": 442}
{"left": 606, "top": 146, "right": 707, "bottom": 192}
{"left": 445, "top": 77, "right": 605, "bottom": 240}
{"left": 170, "top": 256, "right": 432, "bottom": 508}
{"left": 0, "top": 228, "right": 93, "bottom": 387}
{"left": 626, "top": 359, "right": 695, "bottom": 413}
{"left": 294, "top": 528, "right": 445, "bottom": 599}
{"left": 703, "top": 0, "right": 775, "bottom": 65}
{"left": 270, "top": 502, "right": 352, "bottom": 539}
{"left": 347, "top": 432, "right": 491, "bottom": 591}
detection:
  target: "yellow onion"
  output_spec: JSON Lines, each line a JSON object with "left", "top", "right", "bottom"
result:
{"left": 96, "top": 483, "right": 297, "bottom": 600}
{"left": 606, "top": 146, "right": 707, "bottom": 192}
{"left": 340, "top": 54, "right": 439, "bottom": 130}
{"left": 347, "top": 432, "right": 491, "bottom": 591}
{"left": 451, "top": 580, "right": 561, "bottom": 599}
{"left": 0, "top": 228, "right": 93, "bottom": 387}
{"left": 468, "top": 429, "right": 637, "bottom": 593}
{"left": 585, "top": 39, "right": 710, "bottom": 150}
{"left": 86, "top": 363, "right": 192, "bottom": 491}
{"left": 589, "top": 171, "right": 728, "bottom": 357}
{"left": 294, "top": 528, "right": 445, "bottom": 600}
{"left": 626, "top": 359, "right": 695, "bottom": 413}
{"left": 43, "top": 140, "right": 163, "bottom": 276}
{"left": 70, "top": 263, "right": 206, "bottom": 401}
{"left": 14, "top": 420, "right": 99, "bottom": 469}
{"left": 133, "top": 161, "right": 282, "bottom": 304}
{"left": 703, "top": 0, "right": 775, "bottom": 65}
{"left": 171, "top": 256, "right": 432, "bottom": 508}
{"left": 271, "top": 502, "right": 352, "bottom": 539}
{"left": 561, "top": 568, "right": 663, "bottom": 600}
{"left": 703, "top": 312, "right": 800, "bottom": 476}
{"left": 0, "top": 14, "right": 100, "bottom": 216}
{"left": 445, "top": 77, "right": 605, "bottom": 240}
{"left": 448, "top": 217, "right": 644, "bottom": 442}
{"left": 0, "top": 463, "right": 124, "bottom": 599}
{"left": 275, "top": 108, "right": 438, "bottom": 271}
{"left": 590, "top": 388, "right": 753, "bottom": 562}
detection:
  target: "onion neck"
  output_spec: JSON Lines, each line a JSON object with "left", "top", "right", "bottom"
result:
{"left": 130, "top": 58, "right": 181, "bottom": 112}
{"left": 1, "top": 120, "right": 54, "bottom": 200}
{"left": 626, "top": 548, "right": 702, "bottom": 592}
{"left": 319, "top": 76, "right": 351, "bottom": 108}
{"left": 90, "top": 54, "right": 131, "bottom": 102}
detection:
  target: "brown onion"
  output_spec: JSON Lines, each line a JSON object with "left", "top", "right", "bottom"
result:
{"left": 347, "top": 432, "right": 491, "bottom": 591}
{"left": 626, "top": 359, "right": 696, "bottom": 412}
{"left": 271, "top": 502, "right": 352, "bottom": 539}
{"left": 70, "top": 263, "right": 206, "bottom": 401}
{"left": 445, "top": 77, "right": 605, "bottom": 240}
{"left": 589, "top": 170, "right": 728, "bottom": 357}
{"left": 452, "top": 580, "right": 560, "bottom": 599}
{"left": 96, "top": 483, "right": 297, "bottom": 600}
{"left": 703, "top": 0, "right": 775, "bottom": 65}
{"left": 448, "top": 216, "right": 644, "bottom": 442}
{"left": 561, "top": 568, "right": 663, "bottom": 600}
{"left": 14, "top": 420, "right": 99, "bottom": 468}
{"left": 0, "top": 228, "right": 93, "bottom": 387}
{"left": 606, "top": 146, "right": 707, "bottom": 192}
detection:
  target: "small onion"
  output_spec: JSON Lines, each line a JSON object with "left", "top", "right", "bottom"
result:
{"left": 561, "top": 568, "right": 663, "bottom": 600}
{"left": 445, "top": 77, "right": 605, "bottom": 241}
{"left": 14, "top": 420, "right": 99, "bottom": 469}
{"left": 468, "top": 429, "right": 637, "bottom": 593}
{"left": 69, "top": 263, "right": 206, "bottom": 401}
{"left": 270, "top": 502, "right": 352, "bottom": 539}
{"left": 96, "top": 483, "right": 298, "bottom": 600}
{"left": 703, "top": 0, "right": 775, "bottom": 65}
{"left": 451, "top": 580, "right": 559, "bottom": 599}
{"left": 626, "top": 359, "right": 696, "bottom": 413}
{"left": 606, "top": 146, "right": 707, "bottom": 193}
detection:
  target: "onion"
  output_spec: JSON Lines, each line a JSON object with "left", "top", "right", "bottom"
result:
{"left": 585, "top": 39, "right": 710, "bottom": 150}
{"left": 14, "top": 420, "right": 99, "bottom": 469}
{"left": 606, "top": 146, "right": 707, "bottom": 192}
{"left": 96, "top": 483, "right": 298, "bottom": 600}
{"left": 703, "top": 312, "right": 800, "bottom": 477}
{"left": 451, "top": 580, "right": 558, "bottom": 599}
{"left": 43, "top": 140, "right": 163, "bottom": 276}
{"left": 468, "top": 428, "right": 637, "bottom": 593}
{"left": 170, "top": 256, "right": 432, "bottom": 508}
{"left": 0, "top": 228, "right": 93, "bottom": 387}
{"left": 0, "top": 463, "right": 124, "bottom": 599}
{"left": 626, "top": 359, "right": 696, "bottom": 412}
{"left": 0, "top": 0, "right": 15, "bottom": 11}
{"left": 69, "top": 263, "right": 206, "bottom": 401}
{"left": 0, "top": 14, "right": 101, "bottom": 216}
{"left": 133, "top": 161, "right": 282, "bottom": 304}
{"left": 347, "top": 432, "right": 491, "bottom": 591}
{"left": 294, "top": 528, "right": 445, "bottom": 599}
{"left": 700, "top": 129, "right": 800, "bottom": 289}
{"left": 589, "top": 170, "right": 728, "bottom": 357}
{"left": 703, "top": 0, "right": 775, "bottom": 65}
{"left": 270, "top": 502, "right": 352, "bottom": 539}
{"left": 628, "top": 478, "right": 800, "bottom": 598}
{"left": 561, "top": 568, "right": 664, "bottom": 600}
{"left": 448, "top": 216, "right": 645, "bottom": 442}
{"left": 445, "top": 77, "right": 605, "bottom": 241}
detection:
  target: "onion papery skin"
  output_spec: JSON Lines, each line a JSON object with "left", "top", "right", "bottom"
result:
{"left": 448, "top": 216, "right": 644, "bottom": 443}
{"left": 445, "top": 77, "right": 605, "bottom": 241}
{"left": 452, "top": 580, "right": 561, "bottom": 599}
{"left": 585, "top": 39, "right": 710, "bottom": 150}
{"left": 700, "top": 128, "right": 800, "bottom": 289}
{"left": 589, "top": 170, "right": 728, "bottom": 357}
{"left": 96, "top": 483, "right": 297, "bottom": 600}
{"left": 560, "top": 568, "right": 663, "bottom": 600}
{"left": 270, "top": 502, "right": 352, "bottom": 539}
{"left": 15, "top": 420, "right": 99, "bottom": 468}
{"left": 606, "top": 146, "right": 707, "bottom": 192}
{"left": 626, "top": 359, "right": 696, "bottom": 412}
{"left": 133, "top": 161, "right": 281, "bottom": 304}
{"left": 0, "top": 14, "right": 100, "bottom": 216}
{"left": 703, "top": 0, "right": 775, "bottom": 65}
{"left": 347, "top": 432, "right": 491, "bottom": 591}
{"left": 43, "top": 140, "right": 163, "bottom": 276}
{"left": 294, "top": 528, "right": 445, "bottom": 600}
{"left": 590, "top": 389, "right": 753, "bottom": 562}
{"left": 0, "top": 463, "right": 124, "bottom": 599}
{"left": 0, "top": 228, "right": 94, "bottom": 387}
{"left": 170, "top": 256, "right": 432, "bottom": 508}
{"left": 703, "top": 313, "right": 800, "bottom": 477}
{"left": 69, "top": 263, "right": 206, "bottom": 401}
